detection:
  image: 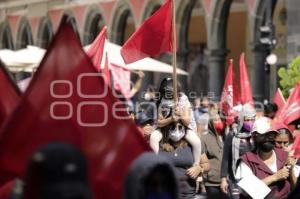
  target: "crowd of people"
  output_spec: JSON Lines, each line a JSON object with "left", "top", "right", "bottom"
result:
{"left": 1, "top": 77, "right": 299, "bottom": 199}
{"left": 132, "top": 77, "right": 300, "bottom": 199}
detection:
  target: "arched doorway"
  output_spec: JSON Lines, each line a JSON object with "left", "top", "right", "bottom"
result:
{"left": 15, "top": 17, "right": 34, "bottom": 81}
{"left": 16, "top": 17, "right": 33, "bottom": 49}
{"left": 177, "top": 0, "right": 208, "bottom": 96}
{"left": 83, "top": 6, "right": 106, "bottom": 45}
{"left": 37, "top": 16, "right": 53, "bottom": 49}
{"left": 0, "top": 22, "right": 14, "bottom": 49}
{"left": 207, "top": 0, "right": 249, "bottom": 99}
{"left": 110, "top": 1, "right": 135, "bottom": 45}
{"left": 63, "top": 12, "right": 80, "bottom": 41}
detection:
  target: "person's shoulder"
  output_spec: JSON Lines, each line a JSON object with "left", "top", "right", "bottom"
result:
{"left": 201, "top": 133, "right": 213, "bottom": 142}
{"left": 240, "top": 150, "right": 257, "bottom": 161}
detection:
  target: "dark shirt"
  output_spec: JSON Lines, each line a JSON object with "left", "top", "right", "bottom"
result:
{"left": 221, "top": 133, "right": 253, "bottom": 181}
{"left": 159, "top": 145, "right": 196, "bottom": 199}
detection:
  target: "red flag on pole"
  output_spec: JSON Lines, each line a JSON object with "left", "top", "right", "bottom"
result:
{"left": 86, "top": 26, "right": 107, "bottom": 72}
{"left": 292, "top": 135, "right": 300, "bottom": 158}
{"left": 103, "top": 52, "right": 111, "bottom": 87}
{"left": 0, "top": 62, "right": 20, "bottom": 128}
{"left": 273, "top": 88, "right": 286, "bottom": 111}
{"left": 277, "top": 82, "right": 300, "bottom": 125}
{"left": 0, "top": 19, "right": 149, "bottom": 199}
{"left": 220, "top": 59, "right": 240, "bottom": 125}
{"left": 239, "top": 53, "right": 254, "bottom": 105}
{"left": 110, "top": 64, "right": 131, "bottom": 99}
{"left": 121, "top": 0, "right": 172, "bottom": 64}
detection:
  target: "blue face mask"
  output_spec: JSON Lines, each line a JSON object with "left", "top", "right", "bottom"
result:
{"left": 145, "top": 192, "right": 173, "bottom": 199}
{"left": 200, "top": 107, "right": 208, "bottom": 113}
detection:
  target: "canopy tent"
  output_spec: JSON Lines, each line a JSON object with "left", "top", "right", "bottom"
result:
{"left": 0, "top": 42, "right": 188, "bottom": 75}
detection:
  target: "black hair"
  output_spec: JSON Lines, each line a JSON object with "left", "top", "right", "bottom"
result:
{"left": 264, "top": 102, "right": 278, "bottom": 115}
{"left": 157, "top": 78, "right": 182, "bottom": 105}
{"left": 277, "top": 128, "right": 294, "bottom": 143}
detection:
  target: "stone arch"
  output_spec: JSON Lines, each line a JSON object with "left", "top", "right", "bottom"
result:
{"left": 63, "top": 11, "right": 80, "bottom": 41}
{"left": 177, "top": 0, "right": 208, "bottom": 94}
{"left": 36, "top": 16, "right": 53, "bottom": 48}
{"left": 0, "top": 21, "right": 14, "bottom": 49}
{"left": 110, "top": 0, "right": 135, "bottom": 45}
{"left": 82, "top": 5, "right": 106, "bottom": 45}
{"left": 206, "top": 0, "right": 251, "bottom": 98}
{"left": 16, "top": 17, "right": 33, "bottom": 49}
{"left": 140, "top": 0, "right": 161, "bottom": 24}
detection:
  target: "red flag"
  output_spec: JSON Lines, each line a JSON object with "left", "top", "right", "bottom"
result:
{"left": 277, "top": 82, "right": 300, "bottom": 125}
{"left": 273, "top": 88, "right": 286, "bottom": 111}
{"left": 110, "top": 64, "right": 131, "bottom": 99}
{"left": 0, "top": 180, "right": 14, "bottom": 199}
{"left": 103, "top": 52, "right": 111, "bottom": 87}
{"left": 0, "top": 19, "right": 149, "bottom": 198}
{"left": 0, "top": 62, "right": 20, "bottom": 128}
{"left": 86, "top": 26, "right": 107, "bottom": 72}
{"left": 121, "top": 0, "right": 172, "bottom": 64}
{"left": 239, "top": 53, "right": 254, "bottom": 105}
{"left": 220, "top": 59, "right": 240, "bottom": 125}
{"left": 292, "top": 135, "right": 300, "bottom": 158}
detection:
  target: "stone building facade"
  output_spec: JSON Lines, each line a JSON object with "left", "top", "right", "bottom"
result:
{"left": 0, "top": 0, "right": 289, "bottom": 101}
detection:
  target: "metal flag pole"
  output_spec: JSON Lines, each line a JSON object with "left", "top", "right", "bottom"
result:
{"left": 172, "top": 0, "right": 178, "bottom": 104}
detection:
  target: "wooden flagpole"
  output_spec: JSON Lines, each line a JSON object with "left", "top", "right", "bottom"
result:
{"left": 172, "top": 0, "right": 178, "bottom": 104}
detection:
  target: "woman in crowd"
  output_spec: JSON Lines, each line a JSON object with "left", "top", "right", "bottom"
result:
{"left": 23, "top": 142, "right": 92, "bottom": 199}
{"left": 124, "top": 152, "right": 179, "bottom": 199}
{"left": 150, "top": 78, "right": 201, "bottom": 169}
{"left": 220, "top": 104, "right": 256, "bottom": 198}
{"left": 201, "top": 111, "right": 226, "bottom": 199}
{"left": 273, "top": 122, "right": 299, "bottom": 186}
{"left": 236, "top": 117, "right": 292, "bottom": 199}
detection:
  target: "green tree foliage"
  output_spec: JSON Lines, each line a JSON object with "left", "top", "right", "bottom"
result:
{"left": 278, "top": 56, "right": 300, "bottom": 98}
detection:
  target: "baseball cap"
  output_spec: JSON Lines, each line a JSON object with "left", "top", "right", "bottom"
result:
{"left": 251, "top": 117, "right": 278, "bottom": 134}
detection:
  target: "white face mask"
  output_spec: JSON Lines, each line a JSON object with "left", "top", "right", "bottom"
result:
{"left": 169, "top": 125, "right": 185, "bottom": 142}
{"left": 144, "top": 93, "right": 151, "bottom": 100}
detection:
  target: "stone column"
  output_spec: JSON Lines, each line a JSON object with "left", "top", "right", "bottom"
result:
{"left": 206, "top": 48, "right": 228, "bottom": 100}
{"left": 251, "top": 45, "right": 269, "bottom": 101}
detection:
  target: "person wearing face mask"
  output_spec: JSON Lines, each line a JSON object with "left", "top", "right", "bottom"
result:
{"left": 220, "top": 104, "right": 256, "bottom": 199}
{"left": 150, "top": 78, "right": 201, "bottom": 176}
{"left": 272, "top": 121, "right": 300, "bottom": 187}
{"left": 194, "top": 97, "right": 210, "bottom": 136}
{"left": 236, "top": 117, "right": 291, "bottom": 199}
{"left": 201, "top": 112, "right": 226, "bottom": 199}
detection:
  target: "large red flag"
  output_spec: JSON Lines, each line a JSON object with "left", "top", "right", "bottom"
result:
{"left": 0, "top": 62, "right": 20, "bottom": 128}
{"left": 110, "top": 63, "right": 131, "bottom": 99}
{"left": 86, "top": 26, "right": 107, "bottom": 72}
{"left": 292, "top": 134, "right": 300, "bottom": 158}
{"left": 277, "top": 82, "right": 300, "bottom": 125}
{"left": 220, "top": 59, "right": 240, "bottom": 125}
{"left": 121, "top": 0, "right": 172, "bottom": 64}
{"left": 0, "top": 19, "right": 149, "bottom": 198}
{"left": 239, "top": 53, "right": 254, "bottom": 105}
{"left": 103, "top": 52, "right": 111, "bottom": 87}
{"left": 273, "top": 88, "right": 286, "bottom": 111}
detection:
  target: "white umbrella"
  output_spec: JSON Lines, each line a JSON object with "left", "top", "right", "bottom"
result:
{"left": 0, "top": 43, "right": 189, "bottom": 75}
{"left": 85, "top": 41, "right": 188, "bottom": 75}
